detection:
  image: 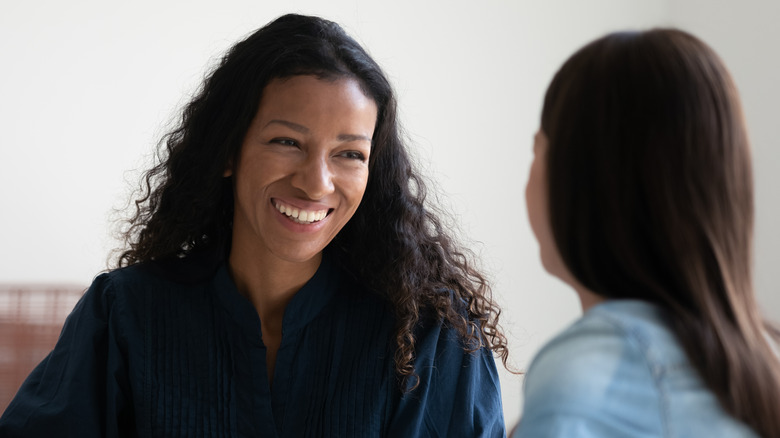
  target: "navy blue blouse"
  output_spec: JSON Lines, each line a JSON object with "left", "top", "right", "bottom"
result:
{"left": 0, "top": 255, "right": 504, "bottom": 437}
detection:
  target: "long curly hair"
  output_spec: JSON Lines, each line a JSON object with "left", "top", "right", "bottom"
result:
{"left": 117, "top": 13, "right": 509, "bottom": 388}
{"left": 542, "top": 29, "right": 780, "bottom": 436}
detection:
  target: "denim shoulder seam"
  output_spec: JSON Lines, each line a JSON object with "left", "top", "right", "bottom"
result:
{"left": 590, "top": 309, "right": 671, "bottom": 437}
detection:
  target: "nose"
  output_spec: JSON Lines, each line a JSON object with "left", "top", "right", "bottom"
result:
{"left": 291, "top": 152, "right": 335, "bottom": 200}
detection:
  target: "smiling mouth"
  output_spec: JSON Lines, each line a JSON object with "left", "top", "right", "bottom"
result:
{"left": 274, "top": 200, "right": 331, "bottom": 225}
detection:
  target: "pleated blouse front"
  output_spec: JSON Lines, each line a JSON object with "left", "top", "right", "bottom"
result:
{"left": 0, "top": 255, "right": 505, "bottom": 437}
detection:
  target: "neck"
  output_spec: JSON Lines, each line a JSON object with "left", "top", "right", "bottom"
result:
{"left": 574, "top": 285, "right": 605, "bottom": 312}
{"left": 227, "top": 246, "right": 321, "bottom": 387}
{"left": 228, "top": 247, "right": 322, "bottom": 324}
{"left": 554, "top": 268, "right": 606, "bottom": 312}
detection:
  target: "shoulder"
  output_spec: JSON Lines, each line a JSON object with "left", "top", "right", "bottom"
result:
{"left": 379, "top": 287, "right": 506, "bottom": 433}
{"left": 409, "top": 297, "right": 499, "bottom": 381}
{"left": 526, "top": 299, "right": 677, "bottom": 393}
{"left": 390, "top": 315, "right": 504, "bottom": 436}
{"left": 95, "top": 258, "right": 221, "bottom": 299}
{"left": 73, "top": 260, "right": 224, "bottom": 332}
{"left": 522, "top": 306, "right": 633, "bottom": 405}
{"left": 414, "top": 320, "right": 499, "bottom": 380}
{"left": 519, "top": 300, "right": 668, "bottom": 434}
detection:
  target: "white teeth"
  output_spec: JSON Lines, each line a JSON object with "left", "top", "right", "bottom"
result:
{"left": 274, "top": 201, "right": 328, "bottom": 224}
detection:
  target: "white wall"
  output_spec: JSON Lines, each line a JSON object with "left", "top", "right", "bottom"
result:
{"left": 1, "top": 0, "right": 776, "bottom": 427}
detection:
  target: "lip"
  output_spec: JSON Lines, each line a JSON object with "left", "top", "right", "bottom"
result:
{"left": 273, "top": 197, "right": 332, "bottom": 213}
{"left": 270, "top": 197, "right": 332, "bottom": 232}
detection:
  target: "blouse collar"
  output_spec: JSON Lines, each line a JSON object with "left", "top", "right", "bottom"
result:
{"left": 212, "top": 253, "right": 340, "bottom": 335}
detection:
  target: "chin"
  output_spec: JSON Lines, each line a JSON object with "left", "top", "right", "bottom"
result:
{"left": 272, "top": 247, "right": 326, "bottom": 264}
{"left": 540, "top": 250, "right": 568, "bottom": 280}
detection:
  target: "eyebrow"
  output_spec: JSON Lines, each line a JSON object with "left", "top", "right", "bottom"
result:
{"left": 337, "top": 133, "right": 372, "bottom": 143}
{"left": 265, "top": 119, "right": 372, "bottom": 143}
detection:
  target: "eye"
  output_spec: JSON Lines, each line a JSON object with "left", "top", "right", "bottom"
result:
{"left": 339, "top": 150, "right": 366, "bottom": 162}
{"left": 270, "top": 138, "right": 299, "bottom": 147}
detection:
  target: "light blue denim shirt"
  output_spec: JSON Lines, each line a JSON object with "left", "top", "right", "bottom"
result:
{"left": 513, "top": 299, "right": 758, "bottom": 437}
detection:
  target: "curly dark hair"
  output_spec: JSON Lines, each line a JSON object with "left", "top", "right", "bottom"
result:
{"left": 117, "top": 13, "right": 509, "bottom": 387}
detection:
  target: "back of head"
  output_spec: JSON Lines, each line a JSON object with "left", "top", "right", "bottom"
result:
{"left": 541, "top": 28, "right": 780, "bottom": 436}
{"left": 542, "top": 29, "right": 752, "bottom": 311}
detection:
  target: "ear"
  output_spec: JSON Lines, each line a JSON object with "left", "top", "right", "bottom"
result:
{"left": 223, "top": 160, "right": 233, "bottom": 177}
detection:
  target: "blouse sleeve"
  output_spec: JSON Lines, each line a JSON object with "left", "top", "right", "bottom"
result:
{"left": 386, "top": 321, "right": 506, "bottom": 437}
{"left": 0, "top": 273, "right": 134, "bottom": 437}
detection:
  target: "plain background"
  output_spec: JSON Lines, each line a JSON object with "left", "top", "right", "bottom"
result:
{"left": 1, "top": 0, "right": 778, "bottom": 426}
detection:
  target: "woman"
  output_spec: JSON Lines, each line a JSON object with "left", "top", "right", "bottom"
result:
{"left": 515, "top": 29, "right": 780, "bottom": 437}
{"left": 0, "top": 14, "right": 508, "bottom": 437}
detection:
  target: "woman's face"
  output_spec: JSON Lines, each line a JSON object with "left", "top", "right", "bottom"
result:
{"left": 526, "top": 130, "right": 570, "bottom": 281}
{"left": 227, "top": 75, "right": 377, "bottom": 266}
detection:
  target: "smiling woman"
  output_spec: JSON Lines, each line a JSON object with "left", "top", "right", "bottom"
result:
{"left": 0, "top": 13, "right": 508, "bottom": 437}
{"left": 227, "top": 75, "right": 378, "bottom": 382}
{"left": 229, "top": 76, "right": 375, "bottom": 269}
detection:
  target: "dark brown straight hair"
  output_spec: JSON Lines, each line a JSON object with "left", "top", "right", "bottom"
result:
{"left": 542, "top": 29, "right": 780, "bottom": 436}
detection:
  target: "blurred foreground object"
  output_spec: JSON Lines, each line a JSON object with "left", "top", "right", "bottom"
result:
{"left": 0, "top": 285, "right": 84, "bottom": 413}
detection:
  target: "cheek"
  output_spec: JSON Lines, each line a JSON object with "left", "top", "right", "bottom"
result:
{"left": 344, "top": 175, "right": 369, "bottom": 226}
{"left": 526, "top": 162, "right": 562, "bottom": 273}
{"left": 525, "top": 164, "right": 546, "bottom": 238}
{"left": 343, "top": 170, "right": 370, "bottom": 204}
{"left": 524, "top": 176, "right": 534, "bottom": 223}
{"left": 527, "top": 174, "right": 573, "bottom": 280}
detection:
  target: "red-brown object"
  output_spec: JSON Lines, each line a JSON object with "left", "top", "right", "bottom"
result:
{"left": 0, "top": 285, "right": 85, "bottom": 415}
